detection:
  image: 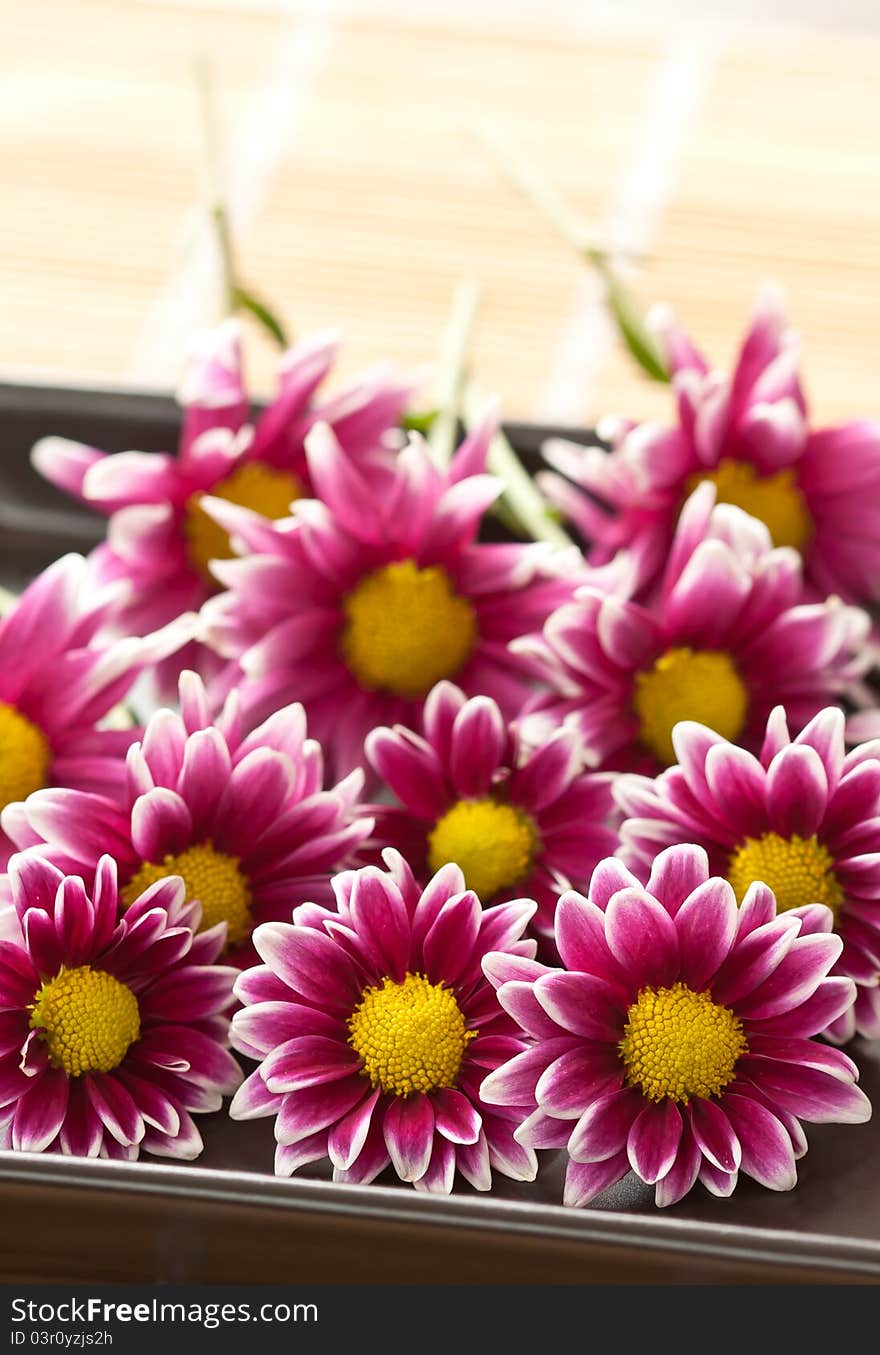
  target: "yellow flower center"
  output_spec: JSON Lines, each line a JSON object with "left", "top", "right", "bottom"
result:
{"left": 620, "top": 982, "right": 747, "bottom": 1104}
{"left": 30, "top": 965, "right": 140, "bottom": 1078}
{"left": 687, "top": 458, "right": 813, "bottom": 553}
{"left": 427, "top": 798, "right": 539, "bottom": 902}
{"left": 348, "top": 972, "right": 476, "bottom": 1097}
{"left": 121, "top": 841, "right": 252, "bottom": 947}
{"left": 340, "top": 560, "right": 477, "bottom": 699}
{"left": 185, "top": 461, "right": 303, "bottom": 582}
{"left": 633, "top": 647, "right": 748, "bottom": 766}
{"left": 0, "top": 701, "right": 50, "bottom": 810}
{"left": 727, "top": 831, "right": 843, "bottom": 919}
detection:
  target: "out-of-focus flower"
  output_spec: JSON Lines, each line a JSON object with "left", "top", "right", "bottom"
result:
{"left": 229, "top": 850, "right": 538, "bottom": 1192}
{"left": 540, "top": 290, "right": 880, "bottom": 605}
{"left": 200, "top": 415, "right": 578, "bottom": 780}
{"left": 616, "top": 706, "right": 880, "bottom": 1042}
{"left": 0, "top": 853, "right": 240, "bottom": 1159}
{"left": 32, "top": 323, "right": 412, "bottom": 688}
{"left": 518, "top": 484, "right": 870, "bottom": 774}
{"left": 0, "top": 554, "right": 192, "bottom": 866}
{"left": 364, "top": 681, "right": 616, "bottom": 948}
{"left": 3, "top": 672, "right": 371, "bottom": 966}
{"left": 481, "top": 845, "right": 870, "bottom": 1208}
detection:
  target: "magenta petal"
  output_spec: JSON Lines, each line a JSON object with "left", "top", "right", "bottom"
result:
{"left": 688, "top": 1097, "right": 741, "bottom": 1173}
{"left": 349, "top": 870, "right": 410, "bottom": 983}
{"left": 674, "top": 878, "right": 738, "bottom": 990}
{"left": 422, "top": 892, "right": 481, "bottom": 986}
{"left": 252, "top": 922, "right": 359, "bottom": 1009}
{"left": 383, "top": 1093, "right": 435, "bottom": 1181}
{"left": 327, "top": 1087, "right": 381, "bottom": 1171}
{"left": 58, "top": 1080, "right": 103, "bottom": 1157}
{"left": 533, "top": 971, "right": 624, "bottom": 1041}
{"left": 12, "top": 1067, "right": 69, "bottom": 1152}
{"left": 86, "top": 1073, "right": 145, "bottom": 1147}
{"left": 534, "top": 1045, "right": 621, "bottom": 1118}
{"left": 605, "top": 887, "right": 680, "bottom": 988}
{"left": 130, "top": 788, "right": 194, "bottom": 861}
{"left": 554, "top": 892, "right": 627, "bottom": 989}
{"left": 275, "top": 1077, "right": 366, "bottom": 1145}
{"left": 433, "top": 1088, "right": 481, "bottom": 1145}
{"left": 722, "top": 1093, "right": 798, "bottom": 1190}
{"left": 655, "top": 1123, "right": 703, "bottom": 1208}
{"left": 586, "top": 858, "right": 642, "bottom": 910}
{"left": 735, "top": 933, "right": 842, "bottom": 1020}
{"left": 646, "top": 845, "right": 710, "bottom": 918}
{"left": 456, "top": 1131, "right": 492, "bottom": 1191}
{"left": 740, "top": 1060, "right": 870, "bottom": 1124}
{"left": 449, "top": 697, "right": 506, "bottom": 797}
{"left": 479, "top": 1039, "right": 571, "bottom": 1106}
{"left": 626, "top": 1099, "right": 682, "bottom": 1184}
{"left": 412, "top": 1135, "right": 456, "bottom": 1194}
{"left": 567, "top": 1085, "right": 642, "bottom": 1163}
{"left": 563, "top": 1151, "right": 630, "bottom": 1208}
{"left": 766, "top": 745, "right": 830, "bottom": 837}
{"left": 261, "top": 1035, "right": 361, "bottom": 1093}
{"left": 229, "top": 1068, "right": 281, "bottom": 1121}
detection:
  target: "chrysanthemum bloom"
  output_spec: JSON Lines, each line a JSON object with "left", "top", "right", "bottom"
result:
{"left": 540, "top": 290, "right": 880, "bottom": 604}
{"left": 517, "top": 484, "right": 871, "bottom": 774}
{"left": 31, "top": 322, "right": 412, "bottom": 684}
{"left": 199, "top": 416, "right": 579, "bottom": 779}
{"left": 481, "top": 845, "right": 870, "bottom": 1208}
{"left": 0, "top": 852, "right": 240, "bottom": 1158}
{"left": 3, "top": 672, "right": 372, "bottom": 966}
{"left": 0, "top": 553, "right": 192, "bottom": 866}
{"left": 615, "top": 706, "right": 880, "bottom": 1043}
{"left": 364, "top": 681, "right": 617, "bottom": 947}
{"left": 229, "top": 850, "right": 539, "bottom": 1191}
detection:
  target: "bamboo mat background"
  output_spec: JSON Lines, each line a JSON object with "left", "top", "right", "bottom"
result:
{"left": 1, "top": 0, "right": 879, "bottom": 433}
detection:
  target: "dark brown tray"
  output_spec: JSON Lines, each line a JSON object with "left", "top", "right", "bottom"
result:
{"left": 0, "top": 380, "right": 877, "bottom": 1285}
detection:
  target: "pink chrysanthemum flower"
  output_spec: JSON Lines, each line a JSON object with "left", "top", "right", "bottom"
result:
{"left": 3, "top": 672, "right": 372, "bottom": 966}
{"left": 0, "top": 554, "right": 191, "bottom": 866}
{"left": 481, "top": 845, "right": 871, "bottom": 1208}
{"left": 615, "top": 706, "right": 880, "bottom": 1043}
{"left": 199, "top": 416, "right": 578, "bottom": 779}
{"left": 540, "top": 291, "right": 880, "bottom": 604}
{"left": 0, "top": 852, "right": 240, "bottom": 1158}
{"left": 229, "top": 850, "right": 539, "bottom": 1192}
{"left": 32, "top": 322, "right": 412, "bottom": 686}
{"left": 518, "top": 484, "right": 870, "bottom": 774}
{"left": 364, "top": 681, "right": 617, "bottom": 948}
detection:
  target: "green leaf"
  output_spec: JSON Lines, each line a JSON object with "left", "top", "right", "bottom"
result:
{"left": 233, "top": 285, "right": 289, "bottom": 349}
{"left": 591, "top": 258, "right": 669, "bottom": 383}
{"left": 401, "top": 408, "right": 439, "bottom": 436}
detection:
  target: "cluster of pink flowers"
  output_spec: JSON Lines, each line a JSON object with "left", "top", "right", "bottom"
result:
{"left": 0, "top": 298, "right": 876, "bottom": 1207}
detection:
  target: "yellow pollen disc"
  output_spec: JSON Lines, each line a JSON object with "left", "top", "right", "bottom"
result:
{"left": 633, "top": 647, "right": 748, "bottom": 766}
{"left": 687, "top": 458, "right": 813, "bottom": 553}
{"left": 30, "top": 965, "right": 140, "bottom": 1078}
{"left": 348, "top": 972, "right": 475, "bottom": 1097}
{"left": 339, "top": 559, "right": 477, "bottom": 699}
{"left": 728, "top": 831, "right": 843, "bottom": 919}
{"left": 185, "top": 461, "right": 303, "bottom": 582}
{"left": 427, "top": 798, "right": 539, "bottom": 902}
{"left": 0, "top": 701, "right": 50, "bottom": 810}
{"left": 121, "top": 841, "right": 252, "bottom": 947}
{"left": 620, "top": 982, "right": 747, "bottom": 1104}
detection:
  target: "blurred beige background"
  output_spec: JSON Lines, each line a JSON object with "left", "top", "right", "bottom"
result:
{"left": 1, "top": 0, "right": 879, "bottom": 430}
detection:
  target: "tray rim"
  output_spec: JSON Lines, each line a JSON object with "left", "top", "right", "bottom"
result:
{"left": 0, "top": 1149, "right": 877, "bottom": 1279}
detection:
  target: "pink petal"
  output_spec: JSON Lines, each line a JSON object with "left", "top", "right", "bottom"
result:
{"left": 688, "top": 1097, "right": 741, "bottom": 1173}
{"left": 383, "top": 1093, "right": 435, "bottom": 1181}
{"left": 722, "top": 1092, "right": 798, "bottom": 1190}
{"left": 566, "top": 1085, "right": 642, "bottom": 1163}
{"left": 605, "top": 887, "right": 680, "bottom": 989}
{"left": 626, "top": 1099, "right": 683, "bottom": 1184}
{"left": 563, "top": 1151, "right": 630, "bottom": 1208}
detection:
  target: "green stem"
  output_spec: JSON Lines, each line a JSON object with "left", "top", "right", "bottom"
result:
{"left": 428, "top": 279, "right": 483, "bottom": 470}
{"left": 464, "top": 389, "right": 574, "bottom": 549}
{"left": 471, "top": 122, "right": 669, "bottom": 384}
